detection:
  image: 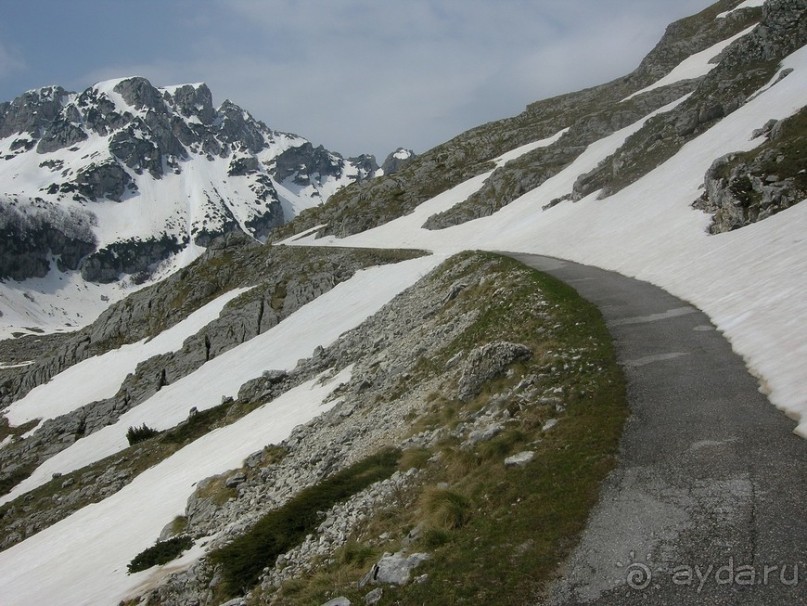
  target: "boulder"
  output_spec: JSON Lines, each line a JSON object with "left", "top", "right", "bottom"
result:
{"left": 360, "top": 551, "right": 430, "bottom": 587}
{"left": 457, "top": 342, "right": 532, "bottom": 401}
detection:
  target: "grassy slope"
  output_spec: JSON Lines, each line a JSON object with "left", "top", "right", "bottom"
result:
{"left": 254, "top": 253, "right": 627, "bottom": 605}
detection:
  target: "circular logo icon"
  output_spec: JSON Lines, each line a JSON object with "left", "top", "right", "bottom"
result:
{"left": 626, "top": 562, "right": 652, "bottom": 590}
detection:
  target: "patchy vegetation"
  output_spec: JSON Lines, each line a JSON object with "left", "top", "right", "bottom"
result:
{"left": 694, "top": 106, "right": 807, "bottom": 232}
{"left": 572, "top": 0, "right": 807, "bottom": 200}
{"left": 210, "top": 448, "right": 401, "bottom": 598}
{"left": 252, "top": 253, "right": 627, "bottom": 605}
{"left": 128, "top": 535, "right": 194, "bottom": 573}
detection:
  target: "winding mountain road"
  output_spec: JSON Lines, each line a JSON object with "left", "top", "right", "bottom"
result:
{"left": 505, "top": 253, "right": 806, "bottom": 606}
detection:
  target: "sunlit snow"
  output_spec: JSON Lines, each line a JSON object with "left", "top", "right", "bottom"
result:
{"left": 0, "top": 368, "right": 352, "bottom": 606}
{"left": 0, "top": 255, "right": 441, "bottom": 505}
{"left": 291, "top": 47, "right": 807, "bottom": 438}
{"left": 3, "top": 287, "right": 251, "bottom": 429}
{"left": 716, "top": 0, "right": 766, "bottom": 19}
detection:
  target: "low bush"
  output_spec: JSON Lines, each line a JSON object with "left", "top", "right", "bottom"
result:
{"left": 127, "top": 535, "right": 193, "bottom": 573}
{"left": 421, "top": 488, "right": 472, "bottom": 530}
{"left": 125, "top": 423, "right": 159, "bottom": 445}
{"left": 209, "top": 447, "right": 401, "bottom": 597}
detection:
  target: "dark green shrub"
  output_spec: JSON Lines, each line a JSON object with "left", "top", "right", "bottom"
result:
{"left": 209, "top": 448, "right": 400, "bottom": 597}
{"left": 125, "top": 423, "right": 159, "bottom": 445}
{"left": 161, "top": 404, "right": 227, "bottom": 445}
{"left": 127, "top": 535, "right": 193, "bottom": 573}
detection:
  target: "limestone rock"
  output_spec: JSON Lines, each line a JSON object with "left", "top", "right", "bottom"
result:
{"left": 504, "top": 451, "right": 536, "bottom": 468}
{"left": 360, "top": 551, "right": 430, "bottom": 587}
{"left": 457, "top": 342, "right": 532, "bottom": 402}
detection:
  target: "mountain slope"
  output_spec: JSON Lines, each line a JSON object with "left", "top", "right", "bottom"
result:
{"left": 0, "top": 0, "right": 804, "bottom": 604}
{"left": 288, "top": 0, "right": 807, "bottom": 437}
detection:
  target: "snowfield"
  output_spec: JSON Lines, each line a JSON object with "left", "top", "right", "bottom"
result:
{"left": 0, "top": 368, "right": 352, "bottom": 606}
{"left": 0, "top": 255, "right": 441, "bottom": 505}
{"left": 3, "top": 286, "right": 251, "bottom": 429}
{"left": 622, "top": 24, "right": 758, "bottom": 101}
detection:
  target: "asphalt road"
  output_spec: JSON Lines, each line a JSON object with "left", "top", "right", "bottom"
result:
{"left": 505, "top": 253, "right": 806, "bottom": 606}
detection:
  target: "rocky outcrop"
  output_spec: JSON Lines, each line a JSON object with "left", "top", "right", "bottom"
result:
{"left": 273, "top": 142, "right": 346, "bottom": 185}
{"left": 35, "top": 113, "right": 87, "bottom": 154}
{"left": 109, "top": 127, "right": 163, "bottom": 177}
{"left": 79, "top": 235, "right": 185, "bottom": 283}
{"left": 358, "top": 551, "right": 429, "bottom": 587}
{"left": 693, "top": 109, "right": 806, "bottom": 233}
{"left": 572, "top": 0, "right": 805, "bottom": 200}
{"left": 349, "top": 154, "right": 380, "bottom": 180}
{"left": 215, "top": 100, "right": 266, "bottom": 154}
{"left": 380, "top": 148, "right": 416, "bottom": 176}
{"left": 74, "top": 161, "right": 134, "bottom": 202}
{"left": 423, "top": 81, "right": 694, "bottom": 229}
{"left": 0, "top": 86, "right": 71, "bottom": 140}
{"left": 457, "top": 341, "right": 532, "bottom": 402}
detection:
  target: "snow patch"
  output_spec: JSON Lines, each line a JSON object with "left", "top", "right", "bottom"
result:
{"left": 290, "top": 46, "right": 807, "bottom": 436}
{"left": 3, "top": 287, "right": 251, "bottom": 429}
{"left": 0, "top": 367, "right": 352, "bottom": 606}
{"left": 0, "top": 255, "right": 441, "bottom": 503}
{"left": 622, "top": 25, "right": 757, "bottom": 101}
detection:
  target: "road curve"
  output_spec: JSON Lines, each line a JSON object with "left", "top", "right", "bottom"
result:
{"left": 504, "top": 253, "right": 806, "bottom": 606}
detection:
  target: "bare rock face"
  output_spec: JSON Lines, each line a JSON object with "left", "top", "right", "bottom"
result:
{"left": 359, "top": 551, "right": 430, "bottom": 587}
{"left": 381, "top": 148, "right": 416, "bottom": 176}
{"left": 74, "top": 161, "right": 134, "bottom": 202}
{"left": 457, "top": 341, "right": 532, "bottom": 402}
{"left": 273, "top": 142, "right": 346, "bottom": 185}
{"left": 693, "top": 108, "right": 807, "bottom": 233}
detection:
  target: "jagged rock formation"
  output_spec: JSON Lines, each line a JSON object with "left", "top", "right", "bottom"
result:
{"left": 0, "top": 77, "right": 376, "bottom": 286}
{"left": 381, "top": 148, "right": 416, "bottom": 176}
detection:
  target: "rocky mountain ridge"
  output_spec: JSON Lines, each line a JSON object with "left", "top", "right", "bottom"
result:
{"left": 0, "top": 77, "right": 379, "bottom": 286}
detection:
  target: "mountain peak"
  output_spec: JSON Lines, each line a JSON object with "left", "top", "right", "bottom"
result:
{"left": 0, "top": 78, "right": 378, "bottom": 332}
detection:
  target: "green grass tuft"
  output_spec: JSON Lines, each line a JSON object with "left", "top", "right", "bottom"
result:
{"left": 209, "top": 448, "right": 402, "bottom": 597}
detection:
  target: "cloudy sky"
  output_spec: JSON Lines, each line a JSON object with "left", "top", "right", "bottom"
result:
{"left": 0, "top": 0, "right": 715, "bottom": 160}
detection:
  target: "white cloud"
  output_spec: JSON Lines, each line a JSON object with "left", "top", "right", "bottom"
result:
{"left": 72, "top": 0, "right": 717, "bottom": 159}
